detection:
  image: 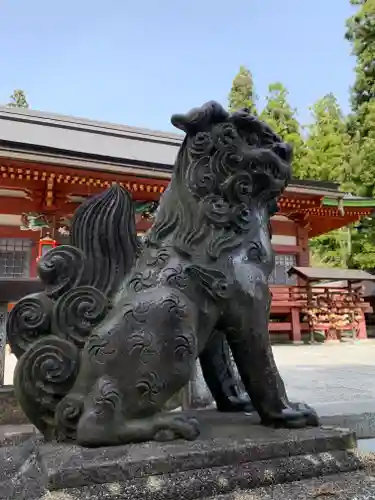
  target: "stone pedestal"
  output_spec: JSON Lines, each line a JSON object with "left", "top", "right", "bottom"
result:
{"left": 0, "top": 306, "right": 6, "bottom": 385}
{"left": 0, "top": 387, "right": 29, "bottom": 425}
{"left": 1, "top": 411, "right": 362, "bottom": 500}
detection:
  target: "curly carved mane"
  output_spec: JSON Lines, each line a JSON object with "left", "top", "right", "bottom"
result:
{"left": 148, "top": 102, "right": 292, "bottom": 260}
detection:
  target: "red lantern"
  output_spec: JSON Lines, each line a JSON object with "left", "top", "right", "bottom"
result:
{"left": 37, "top": 235, "right": 56, "bottom": 260}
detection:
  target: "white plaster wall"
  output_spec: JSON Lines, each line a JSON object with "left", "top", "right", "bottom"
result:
{"left": 271, "top": 234, "right": 297, "bottom": 246}
{"left": 0, "top": 214, "right": 22, "bottom": 226}
{"left": 4, "top": 350, "right": 16, "bottom": 385}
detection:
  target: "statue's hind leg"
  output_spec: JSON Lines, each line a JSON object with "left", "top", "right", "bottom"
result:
{"left": 225, "top": 287, "right": 319, "bottom": 428}
{"left": 199, "top": 329, "right": 254, "bottom": 413}
{"left": 76, "top": 376, "right": 200, "bottom": 447}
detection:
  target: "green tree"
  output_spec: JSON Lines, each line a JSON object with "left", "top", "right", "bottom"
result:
{"left": 7, "top": 89, "right": 29, "bottom": 108}
{"left": 310, "top": 229, "right": 350, "bottom": 268}
{"left": 349, "top": 227, "right": 375, "bottom": 269}
{"left": 344, "top": 103, "right": 375, "bottom": 197}
{"left": 260, "top": 82, "right": 307, "bottom": 179}
{"left": 302, "top": 94, "right": 351, "bottom": 182}
{"left": 345, "top": 0, "right": 375, "bottom": 194}
{"left": 228, "top": 65, "right": 257, "bottom": 114}
{"left": 345, "top": 0, "right": 375, "bottom": 131}
{"left": 344, "top": 0, "right": 375, "bottom": 268}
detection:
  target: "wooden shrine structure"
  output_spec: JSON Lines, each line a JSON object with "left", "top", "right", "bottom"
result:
{"left": 0, "top": 105, "right": 375, "bottom": 344}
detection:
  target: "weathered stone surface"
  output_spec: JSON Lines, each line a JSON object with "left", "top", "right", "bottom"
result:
{"left": 203, "top": 468, "right": 375, "bottom": 500}
{"left": 0, "top": 413, "right": 363, "bottom": 499}
{"left": 0, "top": 437, "right": 46, "bottom": 500}
{"left": 44, "top": 414, "right": 360, "bottom": 495}
{"left": 0, "top": 424, "right": 39, "bottom": 447}
{"left": 0, "top": 387, "right": 28, "bottom": 425}
{"left": 41, "top": 451, "right": 361, "bottom": 500}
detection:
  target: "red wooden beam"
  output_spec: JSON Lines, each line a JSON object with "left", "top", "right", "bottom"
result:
{"left": 136, "top": 219, "right": 153, "bottom": 232}
{"left": 0, "top": 197, "right": 41, "bottom": 215}
{"left": 271, "top": 219, "right": 297, "bottom": 237}
{"left": 0, "top": 226, "right": 40, "bottom": 239}
{"left": 272, "top": 244, "right": 302, "bottom": 255}
{"left": 0, "top": 177, "right": 43, "bottom": 191}
{"left": 308, "top": 214, "right": 365, "bottom": 237}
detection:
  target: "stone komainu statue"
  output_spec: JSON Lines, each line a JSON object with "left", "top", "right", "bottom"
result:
{"left": 7, "top": 102, "right": 318, "bottom": 446}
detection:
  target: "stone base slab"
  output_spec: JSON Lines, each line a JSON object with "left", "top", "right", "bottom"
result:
{"left": 0, "top": 386, "right": 28, "bottom": 425}
{"left": 46, "top": 449, "right": 361, "bottom": 500}
{"left": 203, "top": 467, "right": 375, "bottom": 500}
{"left": 0, "top": 411, "right": 363, "bottom": 500}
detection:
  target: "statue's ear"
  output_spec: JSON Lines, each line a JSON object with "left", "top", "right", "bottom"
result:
{"left": 171, "top": 101, "right": 229, "bottom": 135}
{"left": 267, "top": 199, "right": 280, "bottom": 216}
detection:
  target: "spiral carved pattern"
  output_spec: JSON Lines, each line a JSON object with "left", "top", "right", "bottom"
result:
{"left": 55, "top": 393, "right": 84, "bottom": 441}
{"left": 52, "top": 286, "right": 109, "bottom": 348}
{"left": 14, "top": 336, "right": 80, "bottom": 437}
{"left": 149, "top": 102, "right": 291, "bottom": 260}
{"left": 37, "top": 245, "right": 86, "bottom": 299}
{"left": 6, "top": 293, "right": 54, "bottom": 358}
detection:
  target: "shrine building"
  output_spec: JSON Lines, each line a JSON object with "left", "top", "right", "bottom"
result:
{"left": 0, "top": 105, "right": 375, "bottom": 346}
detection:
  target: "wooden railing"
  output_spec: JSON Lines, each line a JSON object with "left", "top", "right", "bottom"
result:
{"left": 269, "top": 285, "right": 372, "bottom": 340}
{"left": 271, "top": 285, "right": 372, "bottom": 308}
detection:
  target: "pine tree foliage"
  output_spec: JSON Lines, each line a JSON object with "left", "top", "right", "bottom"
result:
{"left": 228, "top": 66, "right": 257, "bottom": 114}
{"left": 302, "top": 94, "right": 351, "bottom": 183}
{"left": 228, "top": 49, "right": 375, "bottom": 270}
{"left": 260, "top": 82, "right": 307, "bottom": 179}
{"left": 7, "top": 89, "right": 29, "bottom": 108}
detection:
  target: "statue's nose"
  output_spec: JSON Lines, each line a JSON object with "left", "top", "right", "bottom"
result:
{"left": 273, "top": 143, "right": 293, "bottom": 163}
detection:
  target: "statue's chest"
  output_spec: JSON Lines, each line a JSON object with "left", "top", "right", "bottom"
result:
{"left": 231, "top": 233, "right": 274, "bottom": 297}
{"left": 232, "top": 255, "right": 268, "bottom": 300}
{"left": 244, "top": 212, "right": 274, "bottom": 267}
{"left": 245, "top": 221, "right": 275, "bottom": 268}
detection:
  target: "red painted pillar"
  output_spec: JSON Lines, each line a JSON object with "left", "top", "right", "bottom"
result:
{"left": 291, "top": 307, "right": 302, "bottom": 343}
{"left": 357, "top": 311, "right": 367, "bottom": 339}
{"left": 292, "top": 222, "right": 309, "bottom": 342}
{"left": 296, "top": 224, "right": 310, "bottom": 267}
{"left": 30, "top": 241, "right": 38, "bottom": 278}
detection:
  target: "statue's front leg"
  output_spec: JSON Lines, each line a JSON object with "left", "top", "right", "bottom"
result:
{"left": 225, "top": 289, "right": 319, "bottom": 428}
{"left": 199, "top": 330, "right": 254, "bottom": 413}
{"left": 77, "top": 376, "right": 200, "bottom": 447}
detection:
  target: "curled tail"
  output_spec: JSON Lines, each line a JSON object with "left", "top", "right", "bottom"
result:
{"left": 71, "top": 183, "right": 140, "bottom": 296}
{"left": 7, "top": 184, "right": 139, "bottom": 439}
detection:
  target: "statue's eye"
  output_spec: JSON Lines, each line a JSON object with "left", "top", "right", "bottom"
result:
{"left": 246, "top": 133, "right": 259, "bottom": 145}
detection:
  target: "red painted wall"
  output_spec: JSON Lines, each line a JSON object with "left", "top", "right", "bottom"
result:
{"left": 0, "top": 215, "right": 309, "bottom": 280}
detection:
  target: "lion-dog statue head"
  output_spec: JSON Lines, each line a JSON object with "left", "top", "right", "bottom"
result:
{"left": 148, "top": 101, "right": 292, "bottom": 268}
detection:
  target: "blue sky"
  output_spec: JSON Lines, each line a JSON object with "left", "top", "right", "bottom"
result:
{"left": 1, "top": 0, "right": 356, "bottom": 132}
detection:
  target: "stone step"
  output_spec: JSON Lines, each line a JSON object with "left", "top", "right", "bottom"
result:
{"left": 42, "top": 411, "right": 360, "bottom": 499}
{"left": 45, "top": 449, "right": 361, "bottom": 500}
{"left": 202, "top": 467, "right": 375, "bottom": 500}
{"left": 0, "top": 411, "right": 364, "bottom": 500}
{"left": 0, "top": 424, "right": 40, "bottom": 447}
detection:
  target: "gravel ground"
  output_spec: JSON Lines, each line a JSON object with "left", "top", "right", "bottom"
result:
{"left": 203, "top": 453, "right": 375, "bottom": 499}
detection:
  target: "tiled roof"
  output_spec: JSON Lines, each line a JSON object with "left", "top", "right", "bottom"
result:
{"left": 289, "top": 266, "right": 375, "bottom": 283}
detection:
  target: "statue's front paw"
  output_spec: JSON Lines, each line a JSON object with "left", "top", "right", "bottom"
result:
{"left": 263, "top": 403, "right": 319, "bottom": 429}
{"left": 216, "top": 396, "right": 254, "bottom": 413}
{"left": 154, "top": 415, "right": 200, "bottom": 442}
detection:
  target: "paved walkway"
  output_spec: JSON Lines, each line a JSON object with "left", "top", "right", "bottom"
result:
{"left": 274, "top": 341, "right": 375, "bottom": 417}
{"left": 4, "top": 341, "right": 375, "bottom": 417}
